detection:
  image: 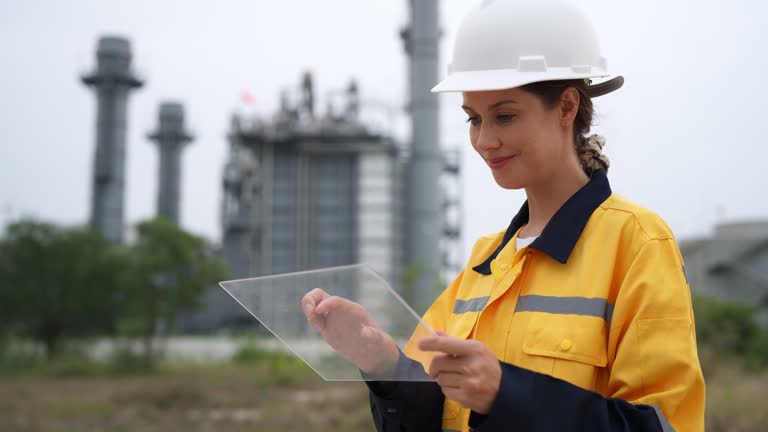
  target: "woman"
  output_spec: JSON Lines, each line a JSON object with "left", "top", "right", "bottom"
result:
{"left": 303, "top": 0, "right": 705, "bottom": 430}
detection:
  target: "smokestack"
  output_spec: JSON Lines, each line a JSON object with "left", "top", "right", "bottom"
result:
{"left": 301, "top": 71, "right": 315, "bottom": 119}
{"left": 147, "top": 102, "right": 194, "bottom": 225}
{"left": 81, "top": 36, "right": 143, "bottom": 243}
{"left": 346, "top": 79, "right": 359, "bottom": 122}
{"left": 402, "top": 0, "right": 442, "bottom": 311}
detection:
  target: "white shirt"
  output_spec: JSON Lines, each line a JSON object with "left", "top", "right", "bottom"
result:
{"left": 516, "top": 235, "right": 538, "bottom": 251}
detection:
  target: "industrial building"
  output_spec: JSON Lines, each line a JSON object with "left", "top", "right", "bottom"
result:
{"left": 680, "top": 221, "right": 768, "bottom": 327}
{"left": 179, "top": 72, "right": 462, "bottom": 331}
{"left": 179, "top": 0, "right": 462, "bottom": 332}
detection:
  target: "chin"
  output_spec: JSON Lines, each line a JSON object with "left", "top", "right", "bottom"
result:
{"left": 492, "top": 173, "right": 526, "bottom": 190}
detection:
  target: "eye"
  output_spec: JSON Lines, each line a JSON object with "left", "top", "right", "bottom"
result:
{"left": 465, "top": 116, "right": 480, "bottom": 126}
{"left": 497, "top": 114, "right": 516, "bottom": 122}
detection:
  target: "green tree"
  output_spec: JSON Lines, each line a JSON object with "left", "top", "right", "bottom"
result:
{"left": 0, "top": 220, "right": 129, "bottom": 358}
{"left": 123, "top": 217, "right": 228, "bottom": 362}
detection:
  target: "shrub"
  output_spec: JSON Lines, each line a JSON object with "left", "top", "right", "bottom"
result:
{"left": 693, "top": 295, "right": 758, "bottom": 356}
{"left": 745, "top": 330, "right": 768, "bottom": 371}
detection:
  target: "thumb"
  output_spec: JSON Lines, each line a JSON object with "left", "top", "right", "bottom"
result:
{"left": 360, "top": 325, "right": 383, "bottom": 345}
{"left": 361, "top": 325, "right": 397, "bottom": 356}
{"left": 360, "top": 325, "right": 399, "bottom": 375}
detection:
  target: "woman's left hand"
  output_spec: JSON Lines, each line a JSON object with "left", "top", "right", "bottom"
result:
{"left": 418, "top": 331, "right": 502, "bottom": 415}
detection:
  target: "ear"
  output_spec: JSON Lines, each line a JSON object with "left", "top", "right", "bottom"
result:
{"left": 558, "top": 87, "right": 580, "bottom": 127}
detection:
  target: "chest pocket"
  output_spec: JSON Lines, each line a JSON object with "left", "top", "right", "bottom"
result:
{"left": 522, "top": 313, "right": 608, "bottom": 391}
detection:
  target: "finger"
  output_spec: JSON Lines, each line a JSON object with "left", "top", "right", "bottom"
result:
{"left": 419, "top": 334, "right": 478, "bottom": 357}
{"left": 440, "top": 387, "right": 466, "bottom": 409}
{"left": 302, "top": 288, "right": 329, "bottom": 312}
{"left": 435, "top": 330, "right": 449, "bottom": 337}
{"left": 428, "top": 353, "right": 467, "bottom": 379}
{"left": 304, "top": 308, "right": 326, "bottom": 332}
{"left": 434, "top": 371, "right": 463, "bottom": 389}
{"left": 301, "top": 289, "right": 330, "bottom": 332}
{"left": 314, "top": 295, "right": 342, "bottom": 316}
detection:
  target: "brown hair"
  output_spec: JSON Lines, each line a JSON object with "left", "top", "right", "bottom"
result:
{"left": 520, "top": 79, "right": 609, "bottom": 175}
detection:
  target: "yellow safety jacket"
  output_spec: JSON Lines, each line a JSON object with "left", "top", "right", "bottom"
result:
{"left": 394, "top": 170, "right": 705, "bottom": 432}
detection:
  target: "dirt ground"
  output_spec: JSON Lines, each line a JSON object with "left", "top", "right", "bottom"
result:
{"left": 0, "top": 363, "right": 373, "bottom": 432}
{"left": 1, "top": 361, "right": 766, "bottom": 431}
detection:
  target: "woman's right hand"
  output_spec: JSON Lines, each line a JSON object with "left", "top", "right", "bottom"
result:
{"left": 301, "top": 288, "right": 400, "bottom": 376}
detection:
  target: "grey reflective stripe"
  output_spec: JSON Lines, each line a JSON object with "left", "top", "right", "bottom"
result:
{"left": 515, "top": 295, "right": 614, "bottom": 323}
{"left": 453, "top": 296, "right": 489, "bottom": 314}
{"left": 651, "top": 405, "right": 675, "bottom": 432}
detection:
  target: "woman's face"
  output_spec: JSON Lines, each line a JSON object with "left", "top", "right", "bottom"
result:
{"left": 462, "top": 87, "right": 575, "bottom": 190}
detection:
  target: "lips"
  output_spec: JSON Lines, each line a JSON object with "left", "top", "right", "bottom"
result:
{"left": 486, "top": 155, "right": 516, "bottom": 169}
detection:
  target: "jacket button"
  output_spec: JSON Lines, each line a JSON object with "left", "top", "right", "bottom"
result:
{"left": 499, "top": 262, "right": 510, "bottom": 270}
{"left": 386, "top": 407, "right": 398, "bottom": 414}
{"left": 559, "top": 339, "right": 573, "bottom": 351}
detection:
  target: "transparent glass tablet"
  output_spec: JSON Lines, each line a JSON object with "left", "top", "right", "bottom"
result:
{"left": 219, "top": 263, "right": 436, "bottom": 381}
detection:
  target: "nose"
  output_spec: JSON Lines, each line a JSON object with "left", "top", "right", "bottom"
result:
{"left": 473, "top": 122, "right": 502, "bottom": 152}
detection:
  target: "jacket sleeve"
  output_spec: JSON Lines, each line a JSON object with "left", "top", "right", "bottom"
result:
{"left": 468, "top": 238, "right": 705, "bottom": 431}
{"left": 366, "top": 363, "right": 444, "bottom": 432}
{"left": 366, "top": 271, "right": 467, "bottom": 431}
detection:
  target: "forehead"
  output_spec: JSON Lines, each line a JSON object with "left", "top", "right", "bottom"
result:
{"left": 461, "top": 87, "right": 534, "bottom": 111}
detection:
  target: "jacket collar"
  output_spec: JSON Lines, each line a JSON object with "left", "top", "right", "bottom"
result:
{"left": 473, "top": 169, "right": 612, "bottom": 275}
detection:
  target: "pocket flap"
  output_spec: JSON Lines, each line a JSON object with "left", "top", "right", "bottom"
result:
{"left": 522, "top": 315, "right": 608, "bottom": 367}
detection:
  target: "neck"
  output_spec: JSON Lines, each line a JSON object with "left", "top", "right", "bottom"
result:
{"left": 521, "top": 166, "right": 589, "bottom": 238}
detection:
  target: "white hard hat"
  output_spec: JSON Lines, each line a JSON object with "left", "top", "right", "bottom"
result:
{"left": 432, "top": 0, "right": 624, "bottom": 97}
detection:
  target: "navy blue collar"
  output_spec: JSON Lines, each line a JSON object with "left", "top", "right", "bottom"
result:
{"left": 473, "top": 169, "right": 612, "bottom": 275}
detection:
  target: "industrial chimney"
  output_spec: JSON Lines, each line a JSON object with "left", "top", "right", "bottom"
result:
{"left": 402, "top": 0, "right": 442, "bottom": 311}
{"left": 147, "top": 102, "right": 194, "bottom": 225}
{"left": 81, "top": 36, "right": 143, "bottom": 243}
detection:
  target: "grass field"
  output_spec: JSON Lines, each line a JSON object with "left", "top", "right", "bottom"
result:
{"left": 0, "top": 358, "right": 372, "bottom": 432}
{"left": 699, "top": 354, "right": 768, "bottom": 432}
{"left": 0, "top": 350, "right": 766, "bottom": 431}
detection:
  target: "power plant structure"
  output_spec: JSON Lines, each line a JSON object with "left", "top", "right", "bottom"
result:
{"left": 81, "top": 36, "right": 144, "bottom": 244}
{"left": 179, "top": 69, "right": 462, "bottom": 331}
{"left": 147, "top": 102, "right": 194, "bottom": 225}
{"left": 401, "top": 0, "right": 446, "bottom": 311}
{"left": 180, "top": 0, "right": 463, "bottom": 332}
{"left": 221, "top": 74, "right": 401, "bottom": 281}
{"left": 79, "top": 1, "right": 464, "bottom": 333}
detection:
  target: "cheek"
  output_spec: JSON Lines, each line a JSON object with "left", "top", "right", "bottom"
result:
{"left": 469, "top": 127, "right": 480, "bottom": 150}
{"left": 517, "top": 121, "right": 552, "bottom": 156}
{"left": 524, "top": 140, "right": 554, "bottom": 170}
{"left": 497, "top": 123, "right": 531, "bottom": 154}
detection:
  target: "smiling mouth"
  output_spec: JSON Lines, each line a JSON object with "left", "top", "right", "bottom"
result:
{"left": 487, "top": 155, "right": 516, "bottom": 168}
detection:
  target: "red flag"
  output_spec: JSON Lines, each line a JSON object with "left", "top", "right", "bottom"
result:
{"left": 241, "top": 91, "right": 255, "bottom": 106}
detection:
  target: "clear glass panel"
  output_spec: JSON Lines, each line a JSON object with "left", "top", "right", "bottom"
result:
{"left": 219, "top": 263, "right": 436, "bottom": 381}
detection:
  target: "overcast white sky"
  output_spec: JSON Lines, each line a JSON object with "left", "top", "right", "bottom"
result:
{"left": 1, "top": 0, "right": 766, "bottom": 262}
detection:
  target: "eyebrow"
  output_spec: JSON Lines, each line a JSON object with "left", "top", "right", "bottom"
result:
{"left": 461, "top": 99, "right": 519, "bottom": 112}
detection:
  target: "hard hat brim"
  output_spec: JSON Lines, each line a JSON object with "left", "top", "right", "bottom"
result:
{"left": 431, "top": 68, "right": 621, "bottom": 97}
